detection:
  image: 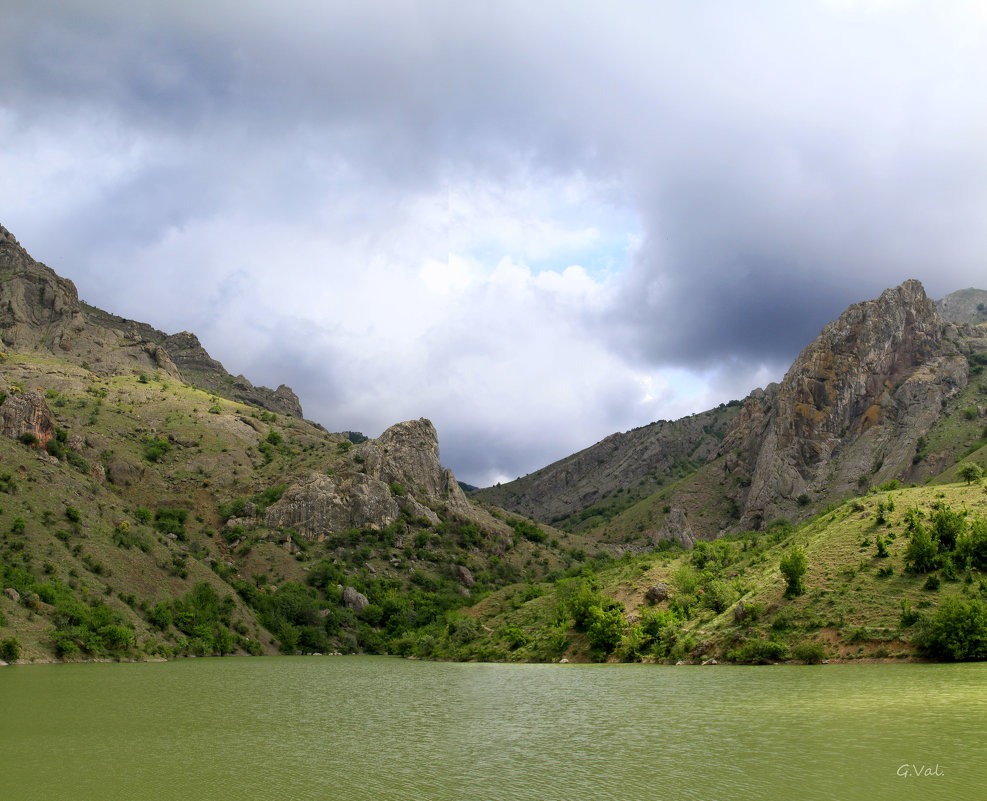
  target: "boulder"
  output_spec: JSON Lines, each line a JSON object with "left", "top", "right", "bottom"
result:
{"left": 4, "top": 587, "right": 20, "bottom": 603}
{"left": 0, "top": 389, "right": 55, "bottom": 450}
{"left": 342, "top": 586, "right": 369, "bottom": 613}
{"left": 456, "top": 565, "right": 475, "bottom": 588}
{"left": 645, "top": 582, "right": 669, "bottom": 603}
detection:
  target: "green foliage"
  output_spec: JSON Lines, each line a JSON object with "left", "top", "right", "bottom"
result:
{"left": 389, "top": 482, "right": 406, "bottom": 497}
{"left": 916, "top": 597, "right": 987, "bottom": 660}
{"left": 0, "top": 637, "right": 21, "bottom": 662}
{"left": 19, "top": 432, "right": 38, "bottom": 447}
{"left": 905, "top": 524, "right": 939, "bottom": 574}
{"left": 266, "top": 430, "right": 283, "bottom": 446}
{"left": 726, "top": 638, "right": 789, "bottom": 664}
{"left": 792, "top": 641, "right": 826, "bottom": 664}
{"left": 585, "top": 603, "right": 626, "bottom": 654}
{"left": 958, "top": 462, "right": 983, "bottom": 485}
{"left": 153, "top": 507, "right": 188, "bottom": 540}
{"left": 143, "top": 436, "right": 172, "bottom": 462}
{"left": 511, "top": 518, "right": 546, "bottom": 544}
{"left": 780, "top": 545, "right": 808, "bottom": 598}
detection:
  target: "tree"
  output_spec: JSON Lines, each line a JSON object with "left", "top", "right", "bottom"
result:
{"left": 904, "top": 524, "right": 939, "bottom": 574}
{"left": 780, "top": 545, "right": 808, "bottom": 598}
{"left": 958, "top": 462, "right": 983, "bottom": 486}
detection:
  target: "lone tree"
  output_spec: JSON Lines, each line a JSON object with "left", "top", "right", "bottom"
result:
{"left": 780, "top": 545, "right": 808, "bottom": 598}
{"left": 958, "top": 462, "right": 983, "bottom": 485}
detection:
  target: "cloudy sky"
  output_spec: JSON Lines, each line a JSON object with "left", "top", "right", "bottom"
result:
{"left": 2, "top": 1, "right": 985, "bottom": 486}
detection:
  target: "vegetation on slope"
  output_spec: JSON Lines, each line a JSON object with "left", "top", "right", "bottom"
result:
{"left": 0, "top": 353, "right": 593, "bottom": 662}
{"left": 428, "top": 479, "right": 987, "bottom": 663}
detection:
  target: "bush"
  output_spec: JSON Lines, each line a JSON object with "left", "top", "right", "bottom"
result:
{"left": 958, "top": 462, "right": 983, "bottom": 485}
{"left": 143, "top": 437, "right": 172, "bottom": 462}
{"left": 780, "top": 545, "right": 808, "bottom": 598}
{"left": 0, "top": 637, "right": 21, "bottom": 662}
{"left": 905, "top": 525, "right": 939, "bottom": 574}
{"left": 727, "top": 638, "right": 788, "bottom": 664}
{"left": 916, "top": 597, "right": 987, "bottom": 660}
{"left": 792, "top": 641, "right": 826, "bottom": 664}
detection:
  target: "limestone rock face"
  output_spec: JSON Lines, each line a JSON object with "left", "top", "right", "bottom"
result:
{"left": 264, "top": 473, "right": 401, "bottom": 540}
{"left": 0, "top": 225, "right": 83, "bottom": 352}
{"left": 0, "top": 389, "right": 55, "bottom": 449}
{"left": 356, "top": 418, "right": 471, "bottom": 514}
{"left": 721, "top": 280, "right": 968, "bottom": 529}
{"left": 653, "top": 508, "right": 697, "bottom": 547}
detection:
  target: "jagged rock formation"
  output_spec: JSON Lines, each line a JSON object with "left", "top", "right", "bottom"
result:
{"left": 0, "top": 389, "right": 55, "bottom": 449}
{"left": 356, "top": 418, "right": 472, "bottom": 515}
{"left": 0, "top": 224, "right": 301, "bottom": 417}
{"left": 720, "top": 280, "right": 969, "bottom": 529}
{"left": 474, "top": 404, "right": 740, "bottom": 526}
{"left": 265, "top": 418, "right": 471, "bottom": 541}
{"left": 937, "top": 288, "right": 987, "bottom": 326}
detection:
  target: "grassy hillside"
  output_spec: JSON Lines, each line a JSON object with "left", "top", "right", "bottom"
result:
{"left": 432, "top": 478, "right": 987, "bottom": 663}
{"left": 0, "top": 352, "right": 594, "bottom": 663}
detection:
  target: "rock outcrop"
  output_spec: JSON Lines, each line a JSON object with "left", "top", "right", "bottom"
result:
{"left": 265, "top": 418, "right": 470, "bottom": 541}
{"left": 0, "top": 223, "right": 302, "bottom": 418}
{"left": 356, "top": 418, "right": 472, "bottom": 515}
{"left": 720, "top": 280, "right": 968, "bottom": 529}
{"left": 0, "top": 389, "right": 55, "bottom": 450}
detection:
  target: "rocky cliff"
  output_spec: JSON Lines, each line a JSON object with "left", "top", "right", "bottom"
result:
{"left": 264, "top": 418, "right": 475, "bottom": 541}
{"left": 0, "top": 224, "right": 302, "bottom": 417}
{"left": 720, "top": 279, "right": 973, "bottom": 529}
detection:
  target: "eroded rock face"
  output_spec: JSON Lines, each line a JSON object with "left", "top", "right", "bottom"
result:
{"left": 721, "top": 280, "right": 967, "bottom": 529}
{"left": 265, "top": 418, "right": 472, "bottom": 541}
{"left": 264, "top": 473, "right": 401, "bottom": 539}
{"left": 0, "top": 389, "right": 55, "bottom": 449}
{"left": 357, "top": 418, "right": 471, "bottom": 514}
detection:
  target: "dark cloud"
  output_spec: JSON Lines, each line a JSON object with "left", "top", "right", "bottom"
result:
{"left": 2, "top": 1, "right": 985, "bottom": 485}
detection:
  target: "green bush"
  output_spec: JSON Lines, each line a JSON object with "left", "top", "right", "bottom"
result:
{"left": 916, "top": 597, "right": 987, "bottom": 660}
{"left": 792, "top": 641, "right": 826, "bottom": 664}
{"left": 0, "top": 637, "right": 21, "bottom": 662}
{"left": 780, "top": 545, "right": 808, "bottom": 597}
{"left": 727, "top": 638, "right": 789, "bottom": 664}
{"left": 905, "top": 525, "right": 940, "bottom": 573}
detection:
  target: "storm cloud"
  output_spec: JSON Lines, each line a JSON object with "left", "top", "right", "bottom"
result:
{"left": 2, "top": 1, "right": 985, "bottom": 485}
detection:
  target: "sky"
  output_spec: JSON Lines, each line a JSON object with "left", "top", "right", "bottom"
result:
{"left": 2, "top": 1, "right": 986, "bottom": 487}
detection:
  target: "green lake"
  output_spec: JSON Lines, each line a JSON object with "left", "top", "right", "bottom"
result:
{"left": 1, "top": 657, "right": 984, "bottom": 800}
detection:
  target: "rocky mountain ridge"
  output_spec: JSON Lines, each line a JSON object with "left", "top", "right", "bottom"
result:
{"left": 480, "top": 279, "right": 987, "bottom": 541}
{"left": 0, "top": 224, "right": 301, "bottom": 418}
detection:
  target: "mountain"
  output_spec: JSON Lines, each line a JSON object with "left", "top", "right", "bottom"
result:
{"left": 0, "top": 223, "right": 584, "bottom": 663}
{"left": 479, "top": 280, "right": 987, "bottom": 544}
{"left": 937, "top": 287, "right": 987, "bottom": 325}
{"left": 0, "top": 224, "right": 302, "bottom": 418}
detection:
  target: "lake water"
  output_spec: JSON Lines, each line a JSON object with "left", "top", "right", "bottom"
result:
{"left": 1, "top": 657, "right": 984, "bottom": 800}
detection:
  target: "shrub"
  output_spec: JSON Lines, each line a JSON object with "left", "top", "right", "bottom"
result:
{"left": 727, "top": 638, "right": 789, "bottom": 664}
{"left": 18, "top": 432, "right": 38, "bottom": 447}
{"left": 143, "top": 437, "right": 172, "bottom": 462}
{"left": 916, "top": 597, "right": 987, "bottom": 660}
{"left": 266, "top": 431, "right": 283, "bottom": 446}
{"left": 792, "top": 641, "right": 826, "bottom": 664}
{"left": 780, "top": 545, "right": 808, "bottom": 598}
{"left": 905, "top": 525, "right": 939, "bottom": 573}
{"left": 0, "top": 638, "right": 21, "bottom": 662}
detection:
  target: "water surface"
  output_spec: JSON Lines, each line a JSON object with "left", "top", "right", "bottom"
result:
{"left": 1, "top": 657, "right": 983, "bottom": 800}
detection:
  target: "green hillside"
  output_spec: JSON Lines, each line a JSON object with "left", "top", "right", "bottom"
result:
{"left": 431, "top": 479, "right": 987, "bottom": 663}
{"left": 0, "top": 353, "right": 590, "bottom": 663}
